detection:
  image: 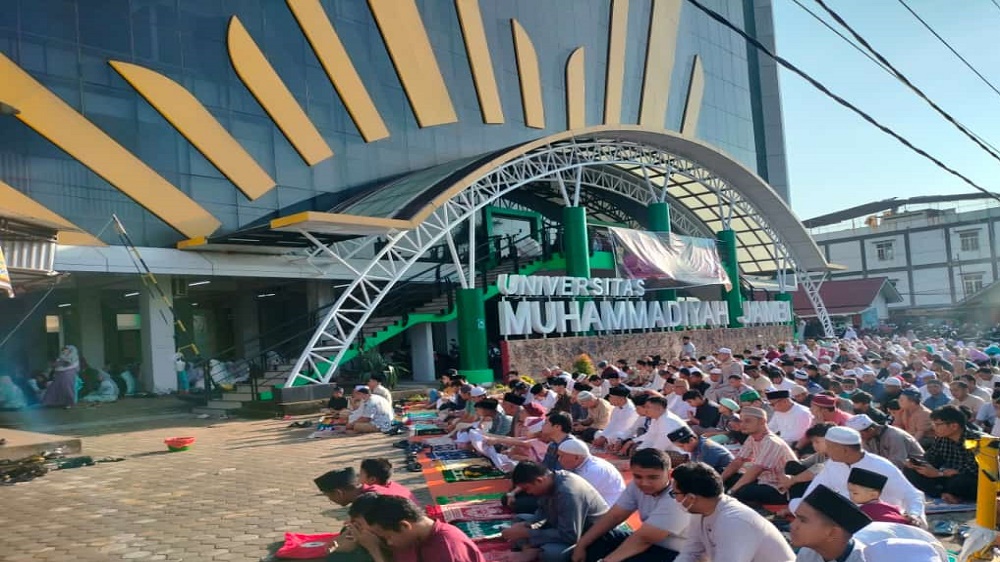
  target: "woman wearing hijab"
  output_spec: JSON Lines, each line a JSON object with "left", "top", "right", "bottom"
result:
{"left": 81, "top": 371, "right": 119, "bottom": 403}
{"left": 0, "top": 376, "right": 27, "bottom": 410}
{"left": 42, "top": 345, "right": 81, "bottom": 408}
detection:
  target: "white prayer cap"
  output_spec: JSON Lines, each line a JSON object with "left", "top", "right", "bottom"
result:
{"left": 846, "top": 414, "right": 875, "bottom": 431}
{"left": 825, "top": 426, "right": 862, "bottom": 446}
{"left": 557, "top": 438, "right": 590, "bottom": 457}
{"left": 819, "top": 364, "right": 832, "bottom": 373}
{"left": 470, "top": 386, "right": 487, "bottom": 397}
{"left": 884, "top": 377, "right": 902, "bottom": 387}
{"left": 576, "top": 391, "right": 596, "bottom": 403}
{"left": 354, "top": 384, "right": 368, "bottom": 392}
{"left": 863, "top": 539, "right": 942, "bottom": 562}
{"left": 717, "top": 347, "right": 732, "bottom": 355}
{"left": 709, "top": 368, "right": 722, "bottom": 375}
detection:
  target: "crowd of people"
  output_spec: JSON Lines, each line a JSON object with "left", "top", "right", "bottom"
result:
{"left": 310, "top": 333, "right": 999, "bottom": 561}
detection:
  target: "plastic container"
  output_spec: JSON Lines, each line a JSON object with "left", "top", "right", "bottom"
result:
{"left": 165, "top": 436, "right": 196, "bottom": 452}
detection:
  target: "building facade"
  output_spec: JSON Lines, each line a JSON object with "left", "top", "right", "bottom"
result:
{"left": 811, "top": 204, "right": 1000, "bottom": 317}
{"left": 0, "top": 0, "right": 798, "bottom": 392}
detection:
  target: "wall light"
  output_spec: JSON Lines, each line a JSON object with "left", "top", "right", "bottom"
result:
{"left": 124, "top": 291, "right": 140, "bottom": 297}
{"left": 257, "top": 292, "right": 276, "bottom": 298}
{"left": 57, "top": 303, "right": 72, "bottom": 308}
{"left": 188, "top": 280, "right": 211, "bottom": 287}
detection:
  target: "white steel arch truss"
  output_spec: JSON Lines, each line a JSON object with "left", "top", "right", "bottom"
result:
{"left": 286, "top": 138, "right": 831, "bottom": 386}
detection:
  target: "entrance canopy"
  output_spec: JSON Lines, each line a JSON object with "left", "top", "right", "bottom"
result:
{"left": 241, "top": 126, "right": 834, "bottom": 384}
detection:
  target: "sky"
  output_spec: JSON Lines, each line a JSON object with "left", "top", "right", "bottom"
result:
{"left": 771, "top": 0, "right": 1000, "bottom": 221}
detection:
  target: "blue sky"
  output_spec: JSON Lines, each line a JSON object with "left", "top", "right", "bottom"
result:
{"left": 772, "top": 0, "right": 1000, "bottom": 220}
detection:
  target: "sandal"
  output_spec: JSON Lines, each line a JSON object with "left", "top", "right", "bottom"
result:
{"left": 392, "top": 439, "right": 410, "bottom": 449}
{"left": 406, "top": 460, "right": 422, "bottom": 472}
{"left": 932, "top": 520, "right": 958, "bottom": 536}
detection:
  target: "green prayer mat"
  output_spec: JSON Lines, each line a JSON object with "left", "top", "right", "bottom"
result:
{"left": 441, "top": 464, "right": 508, "bottom": 482}
{"left": 453, "top": 520, "right": 510, "bottom": 540}
{"left": 436, "top": 492, "right": 506, "bottom": 505}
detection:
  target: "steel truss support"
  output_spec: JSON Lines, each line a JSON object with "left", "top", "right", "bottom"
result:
{"left": 799, "top": 270, "right": 834, "bottom": 337}
{"left": 285, "top": 138, "right": 832, "bottom": 386}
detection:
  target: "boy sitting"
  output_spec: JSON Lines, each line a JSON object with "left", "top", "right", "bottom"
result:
{"left": 847, "top": 467, "right": 912, "bottom": 525}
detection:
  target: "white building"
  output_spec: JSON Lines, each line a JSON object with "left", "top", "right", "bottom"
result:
{"left": 808, "top": 200, "right": 1000, "bottom": 317}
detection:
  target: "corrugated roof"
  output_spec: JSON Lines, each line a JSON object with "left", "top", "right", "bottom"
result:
{"left": 787, "top": 277, "right": 903, "bottom": 317}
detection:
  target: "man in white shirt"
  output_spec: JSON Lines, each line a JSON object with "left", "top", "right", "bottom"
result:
{"left": 347, "top": 386, "right": 394, "bottom": 433}
{"left": 634, "top": 396, "right": 689, "bottom": 453}
{"left": 766, "top": 389, "right": 814, "bottom": 448}
{"left": 593, "top": 386, "right": 639, "bottom": 448}
{"left": 571, "top": 449, "right": 692, "bottom": 562}
{"left": 681, "top": 335, "right": 696, "bottom": 358}
{"left": 668, "top": 379, "right": 697, "bottom": 419}
{"left": 556, "top": 439, "right": 626, "bottom": 506}
{"left": 671, "top": 461, "right": 794, "bottom": 562}
{"left": 802, "top": 426, "right": 926, "bottom": 526}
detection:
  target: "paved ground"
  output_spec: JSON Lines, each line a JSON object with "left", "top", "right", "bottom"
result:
{"left": 0, "top": 397, "right": 975, "bottom": 560}
{"left": 0, "top": 398, "right": 428, "bottom": 561}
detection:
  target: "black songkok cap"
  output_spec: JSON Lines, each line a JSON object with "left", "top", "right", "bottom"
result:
{"left": 765, "top": 390, "right": 790, "bottom": 400}
{"left": 503, "top": 392, "right": 526, "bottom": 406}
{"left": 314, "top": 467, "right": 356, "bottom": 492}
{"left": 847, "top": 467, "right": 888, "bottom": 492}
{"left": 801, "top": 485, "right": 872, "bottom": 534}
{"left": 607, "top": 386, "right": 631, "bottom": 398}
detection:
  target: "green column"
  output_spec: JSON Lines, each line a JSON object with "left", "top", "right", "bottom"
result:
{"left": 648, "top": 202, "right": 677, "bottom": 302}
{"left": 456, "top": 287, "right": 492, "bottom": 384}
{"left": 717, "top": 229, "right": 743, "bottom": 328}
{"left": 562, "top": 206, "right": 591, "bottom": 278}
{"left": 775, "top": 291, "right": 794, "bottom": 326}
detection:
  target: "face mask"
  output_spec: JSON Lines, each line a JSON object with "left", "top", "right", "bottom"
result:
{"left": 678, "top": 493, "right": 696, "bottom": 512}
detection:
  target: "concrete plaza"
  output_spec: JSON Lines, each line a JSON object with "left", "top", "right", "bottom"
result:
{"left": 0, "top": 399, "right": 427, "bottom": 561}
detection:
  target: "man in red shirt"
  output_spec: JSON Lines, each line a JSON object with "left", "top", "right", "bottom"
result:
{"left": 847, "top": 467, "right": 912, "bottom": 526}
{"left": 358, "top": 458, "right": 419, "bottom": 505}
{"left": 314, "top": 466, "right": 417, "bottom": 507}
{"left": 364, "top": 494, "right": 485, "bottom": 562}
{"left": 810, "top": 393, "right": 851, "bottom": 426}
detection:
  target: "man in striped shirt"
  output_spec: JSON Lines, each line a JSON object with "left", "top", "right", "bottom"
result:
{"left": 719, "top": 406, "right": 797, "bottom": 506}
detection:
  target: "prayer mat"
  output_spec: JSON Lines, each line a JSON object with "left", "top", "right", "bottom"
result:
{"left": 453, "top": 520, "right": 510, "bottom": 540}
{"left": 427, "top": 449, "right": 480, "bottom": 461}
{"left": 413, "top": 423, "right": 447, "bottom": 436}
{"left": 275, "top": 532, "right": 338, "bottom": 559}
{"left": 425, "top": 499, "right": 512, "bottom": 522}
{"left": 405, "top": 411, "right": 440, "bottom": 420}
{"left": 436, "top": 492, "right": 506, "bottom": 505}
{"left": 925, "top": 498, "right": 977, "bottom": 514}
{"left": 441, "top": 464, "right": 508, "bottom": 483}
{"left": 477, "top": 538, "right": 540, "bottom": 562}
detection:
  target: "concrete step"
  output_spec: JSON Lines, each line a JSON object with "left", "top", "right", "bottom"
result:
{"left": 205, "top": 400, "right": 244, "bottom": 410}
{"left": 219, "top": 392, "right": 254, "bottom": 401}
{"left": 192, "top": 406, "right": 237, "bottom": 417}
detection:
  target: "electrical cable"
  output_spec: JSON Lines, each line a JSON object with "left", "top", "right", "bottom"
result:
{"left": 787, "top": 0, "right": 891, "bottom": 74}
{"left": 811, "top": 0, "right": 1000, "bottom": 163}
{"left": 683, "top": 0, "right": 999, "bottom": 203}
{"left": 895, "top": 0, "right": 1000, "bottom": 101}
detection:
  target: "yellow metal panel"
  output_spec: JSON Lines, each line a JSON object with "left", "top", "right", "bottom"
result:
{"left": 0, "top": 53, "right": 219, "bottom": 238}
{"left": 681, "top": 55, "right": 704, "bottom": 136}
{"left": 638, "top": 0, "right": 682, "bottom": 127}
{"left": 455, "top": 0, "right": 504, "bottom": 124}
{"left": 286, "top": 0, "right": 389, "bottom": 142}
{"left": 227, "top": 16, "right": 333, "bottom": 166}
{"left": 176, "top": 236, "right": 208, "bottom": 249}
{"left": 511, "top": 20, "right": 545, "bottom": 129}
{"left": 0, "top": 179, "right": 104, "bottom": 246}
{"left": 604, "top": 0, "right": 629, "bottom": 124}
{"left": 111, "top": 61, "right": 275, "bottom": 201}
{"left": 367, "top": 0, "right": 458, "bottom": 128}
{"left": 565, "top": 47, "right": 586, "bottom": 130}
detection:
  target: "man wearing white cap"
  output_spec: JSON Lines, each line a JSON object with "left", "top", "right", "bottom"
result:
{"left": 346, "top": 386, "right": 394, "bottom": 433}
{"left": 862, "top": 537, "right": 948, "bottom": 562}
{"left": 716, "top": 347, "right": 744, "bottom": 380}
{"left": 720, "top": 406, "right": 797, "bottom": 505}
{"left": 571, "top": 391, "right": 612, "bottom": 442}
{"left": 847, "top": 414, "right": 924, "bottom": 469}
{"left": 556, "top": 439, "right": 625, "bottom": 505}
{"left": 802, "top": 426, "right": 926, "bottom": 527}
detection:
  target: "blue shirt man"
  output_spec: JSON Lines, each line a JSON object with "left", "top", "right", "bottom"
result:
{"left": 667, "top": 426, "right": 734, "bottom": 474}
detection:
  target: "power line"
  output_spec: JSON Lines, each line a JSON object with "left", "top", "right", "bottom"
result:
{"left": 895, "top": 0, "right": 1000, "bottom": 101}
{"left": 811, "top": 0, "right": 1000, "bottom": 163}
{"left": 991, "top": 0, "right": 1000, "bottom": 15}
{"left": 682, "top": 0, "right": 999, "bottom": 203}
{"left": 787, "top": 0, "right": 891, "bottom": 74}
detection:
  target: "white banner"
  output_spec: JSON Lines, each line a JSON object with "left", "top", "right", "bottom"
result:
{"left": 0, "top": 246, "right": 12, "bottom": 298}
{"left": 608, "top": 227, "right": 731, "bottom": 291}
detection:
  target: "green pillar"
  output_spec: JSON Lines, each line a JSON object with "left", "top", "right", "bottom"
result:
{"left": 456, "top": 287, "right": 492, "bottom": 384}
{"left": 717, "top": 229, "right": 743, "bottom": 328}
{"left": 775, "top": 291, "right": 794, "bottom": 326}
{"left": 562, "top": 206, "right": 591, "bottom": 278}
{"left": 648, "top": 202, "right": 677, "bottom": 302}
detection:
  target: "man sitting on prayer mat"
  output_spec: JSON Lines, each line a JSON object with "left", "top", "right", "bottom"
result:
{"left": 346, "top": 386, "right": 393, "bottom": 433}
{"left": 790, "top": 485, "right": 872, "bottom": 562}
{"left": 357, "top": 458, "right": 418, "bottom": 505}
{"left": 500, "top": 461, "right": 609, "bottom": 562}
{"left": 571, "top": 449, "right": 692, "bottom": 562}
{"left": 315, "top": 466, "right": 417, "bottom": 507}
{"left": 364, "top": 494, "right": 485, "bottom": 562}
{"left": 555, "top": 438, "right": 626, "bottom": 506}
{"left": 327, "top": 493, "right": 393, "bottom": 562}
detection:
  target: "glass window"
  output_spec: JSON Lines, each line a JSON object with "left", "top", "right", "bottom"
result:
{"left": 962, "top": 273, "right": 984, "bottom": 298}
{"left": 874, "top": 241, "right": 894, "bottom": 262}
{"left": 78, "top": 0, "right": 131, "bottom": 53}
{"left": 959, "top": 230, "right": 980, "bottom": 252}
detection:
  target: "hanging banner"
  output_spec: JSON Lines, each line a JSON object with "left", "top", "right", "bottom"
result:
{"left": 608, "top": 227, "right": 731, "bottom": 291}
{"left": 0, "top": 246, "right": 12, "bottom": 298}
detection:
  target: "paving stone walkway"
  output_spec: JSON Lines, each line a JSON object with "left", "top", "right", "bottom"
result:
{"left": 0, "top": 400, "right": 426, "bottom": 561}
